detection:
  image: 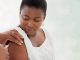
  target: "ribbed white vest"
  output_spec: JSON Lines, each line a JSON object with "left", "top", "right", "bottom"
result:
{"left": 15, "top": 27, "right": 54, "bottom": 60}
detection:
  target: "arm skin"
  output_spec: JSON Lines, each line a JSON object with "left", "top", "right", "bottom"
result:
{"left": 0, "top": 30, "right": 28, "bottom": 60}
{"left": 0, "top": 44, "right": 9, "bottom": 60}
{"left": 0, "top": 33, "right": 8, "bottom": 44}
{"left": 8, "top": 42, "right": 29, "bottom": 60}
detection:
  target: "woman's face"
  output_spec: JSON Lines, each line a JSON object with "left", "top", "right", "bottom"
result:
{"left": 20, "top": 6, "right": 45, "bottom": 36}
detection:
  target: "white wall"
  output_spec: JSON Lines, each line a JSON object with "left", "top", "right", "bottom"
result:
{"left": 0, "top": 0, "right": 80, "bottom": 60}
{"left": 0, "top": 0, "right": 21, "bottom": 32}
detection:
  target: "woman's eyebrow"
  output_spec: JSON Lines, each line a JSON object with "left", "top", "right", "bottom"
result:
{"left": 23, "top": 15, "right": 29, "bottom": 17}
{"left": 34, "top": 17, "right": 41, "bottom": 18}
{"left": 22, "top": 15, "right": 41, "bottom": 18}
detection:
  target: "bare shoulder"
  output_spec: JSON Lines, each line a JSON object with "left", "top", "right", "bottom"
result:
{"left": 8, "top": 42, "right": 28, "bottom": 60}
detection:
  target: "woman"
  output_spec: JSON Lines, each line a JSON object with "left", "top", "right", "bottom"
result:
{"left": 0, "top": 0, "right": 54, "bottom": 60}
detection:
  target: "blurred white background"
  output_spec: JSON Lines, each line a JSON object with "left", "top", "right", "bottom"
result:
{"left": 0, "top": 0, "right": 80, "bottom": 60}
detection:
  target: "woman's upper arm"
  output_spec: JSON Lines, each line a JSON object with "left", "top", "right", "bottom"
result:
{"left": 8, "top": 42, "right": 28, "bottom": 60}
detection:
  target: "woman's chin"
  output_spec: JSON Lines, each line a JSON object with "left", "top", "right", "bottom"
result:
{"left": 26, "top": 32, "right": 36, "bottom": 37}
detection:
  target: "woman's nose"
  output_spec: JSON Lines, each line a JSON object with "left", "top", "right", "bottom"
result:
{"left": 27, "top": 21, "right": 33, "bottom": 27}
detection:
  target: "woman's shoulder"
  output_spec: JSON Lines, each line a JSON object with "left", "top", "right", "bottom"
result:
{"left": 8, "top": 42, "right": 28, "bottom": 60}
{"left": 8, "top": 26, "right": 29, "bottom": 60}
{"left": 42, "top": 27, "right": 53, "bottom": 39}
{"left": 42, "top": 27, "right": 54, "bottom": 46}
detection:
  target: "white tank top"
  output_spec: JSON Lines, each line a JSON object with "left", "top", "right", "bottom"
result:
{"left": 15, "top": 27, "right": 54, "bottom": 60}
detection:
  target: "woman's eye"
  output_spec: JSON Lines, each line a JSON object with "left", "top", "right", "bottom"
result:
{"left": 23, "top": 16, "right": 29, "bottom": 21}
{"left": 34, "top": 19, "right": 41, "bottom": 22}
{"left": 24, "top": 18, "right": 29, "bottom": 20}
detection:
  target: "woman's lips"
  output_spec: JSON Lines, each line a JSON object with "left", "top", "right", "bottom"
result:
{"left": 25, "top": 28, "right": 34, "bottom": 33}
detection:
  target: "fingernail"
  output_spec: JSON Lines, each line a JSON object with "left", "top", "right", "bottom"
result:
{"left": 0, "top": 44, "right": 4, "bottom": 46}
{"left": 20, "top": 40, "right": 23, "bottom": 44}
{"left": 17, "top": 36, "right": 24, "bottom": 43}
{"left": 15, "top": 41, "right": 22, "bottom": 45}
{"left": 17, "top": 42, "right": 22, "bottom": 45}
{"left": 5, "top": 45, "right": 9, "bottom": 48}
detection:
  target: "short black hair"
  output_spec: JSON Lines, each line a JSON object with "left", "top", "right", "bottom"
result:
{"left": 20, "top": 0, "right": 47, "bottom": 17}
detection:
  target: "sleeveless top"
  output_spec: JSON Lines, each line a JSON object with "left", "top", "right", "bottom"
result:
{"left": 15, "top": 27, "right": 54, "bottom": 60}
